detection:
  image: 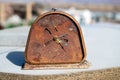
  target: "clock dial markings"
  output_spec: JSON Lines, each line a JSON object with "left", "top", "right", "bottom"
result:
{"left": 52, "top": 52, "right": 62, "bottom": 59}
{"left": 53, "top": 25, "right": 58, "bottom": 31}
{"left": 51, "top": 17, "right": 58, "bottom": 31}
{"left": 44, "top": 38, "right": 53, "bottom": 46}
{"left": 45, "top": 28, "right": 52, "bottom": 34}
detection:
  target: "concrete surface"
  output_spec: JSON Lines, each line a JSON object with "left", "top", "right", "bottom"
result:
{"left": 0, "top": 22, "right": 120, "bottom": 75}
{"left": 0, "top": 26, "right": 30, "bottom": 46}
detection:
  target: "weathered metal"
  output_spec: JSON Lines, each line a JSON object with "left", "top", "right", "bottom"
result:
{"left": 23, "top": 10, "right": 87, "bottom": 69}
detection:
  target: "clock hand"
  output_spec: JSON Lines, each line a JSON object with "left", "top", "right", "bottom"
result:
{"left": 57, "top": 34, "right": 68, "bottom": 38}
{"left": 57, "top": 34, "right": 68, "bottom": 43}
{"left": 62, "top": 38, "right": 68, "bottom": 42}
{"left": 53, "top": 37, "right": 66, "bottom": 51}
{"left": 58, "top": 43, "right": 66, "bottom": 51}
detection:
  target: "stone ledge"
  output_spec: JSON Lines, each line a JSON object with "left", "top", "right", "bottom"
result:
{"left": 0, "top": 67, "right": 120, "bottom": 80}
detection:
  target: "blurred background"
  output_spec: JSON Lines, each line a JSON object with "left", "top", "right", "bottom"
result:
{"left": 0, "top": 0, "right": 120, "bottom": 29}
{"left": 0, "top": 1, "right": 120, "bottom": 77}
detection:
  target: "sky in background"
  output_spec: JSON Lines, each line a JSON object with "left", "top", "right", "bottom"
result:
{"left": 0, "top": 0, "right": 120, "bottom": 5}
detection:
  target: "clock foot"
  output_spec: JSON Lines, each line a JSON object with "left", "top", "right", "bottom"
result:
{"left": 22, "top": 60, "right": 91, "bottom": 70}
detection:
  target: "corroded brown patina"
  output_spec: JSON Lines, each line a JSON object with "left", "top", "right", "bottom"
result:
{"left": 24, "top": 11, "right": 86, "bottom": 65}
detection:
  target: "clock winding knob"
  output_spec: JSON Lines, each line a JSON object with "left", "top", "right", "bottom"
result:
{"left": 51, "top": 8, "right": 57, "bottom": 11}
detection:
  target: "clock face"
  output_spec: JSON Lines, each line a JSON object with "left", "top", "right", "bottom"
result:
{"left": 25, "top": 11, "right": 86, "bottom": 64}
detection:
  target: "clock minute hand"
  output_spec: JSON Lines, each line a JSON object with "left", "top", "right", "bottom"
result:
{"left": 58, "top": 43, "right": 66, "bottom": 51}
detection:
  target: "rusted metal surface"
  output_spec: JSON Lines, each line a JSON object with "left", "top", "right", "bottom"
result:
{"left": 23, "top": 60, "right": 90, "bottom": 69}
{"left": 24, "top": 11, "right": 87, "bottom": 67}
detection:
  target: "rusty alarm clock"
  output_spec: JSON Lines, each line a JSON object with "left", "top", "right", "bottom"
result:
{"left": 24, "top": 10, "right": 87, "bottom": 69}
